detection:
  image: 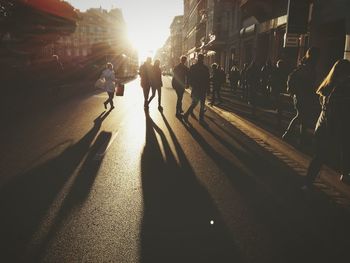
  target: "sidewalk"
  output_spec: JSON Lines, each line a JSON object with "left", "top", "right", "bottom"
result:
{"left": 181, "top": 81, "right": 350, "bottom": 204}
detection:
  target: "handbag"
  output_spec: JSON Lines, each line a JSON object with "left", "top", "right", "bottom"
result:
{"left": 95, "top": 78, "right": 105, "bottom": 89}
{"left": 115, "top": 83, "right": 125, "bottom": 96}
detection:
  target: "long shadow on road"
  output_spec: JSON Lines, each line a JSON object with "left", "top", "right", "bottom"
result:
{"left": 0, "top": 110, "right": 111, "bottom": 262}
{"left": 180, "top": 116, "right": 350, "bottom": 263}
{"left": 140, "top": 110, "right": 243, "bottom": 263}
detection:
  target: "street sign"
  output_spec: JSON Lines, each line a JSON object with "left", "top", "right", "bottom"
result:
{"left": 284, "top": 33, "right": 300, "bottom": 48}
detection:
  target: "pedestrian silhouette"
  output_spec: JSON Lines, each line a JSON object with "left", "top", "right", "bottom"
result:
{"left": 303, "top": 59, "right": 350, "bottom": 188}
{"left": 100, "top": 62, "right": 116, "bottom": 110}
{"left": 148, "top": 59, "right": 163, "bottom": 111}
{"left": 172, "top": 56, "right": 189, "bottom": 117}
{"left": 283, "top": 47, "right": 320, "bottom": 144}
{"left": 183, "top": 54, "right": 210, "bottom": 124}
{"left": 240, "top": 63, "right": 249, "bottom": 100}
{"left": 271, "top": 59, "right": 289, "bottom": 110}
{"left": 139, "top": 57, "right": 153, "bottom": 108}
{"left": 228, "top": 65, "right": 240, "bottom": 93}
{"left": 246, "top": 61, "right": 259, "bottom": 111}
{"left": 209, "top": 63, "right": 223, "bottom": 105}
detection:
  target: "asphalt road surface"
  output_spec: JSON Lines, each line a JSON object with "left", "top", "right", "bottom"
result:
{"left": 0, "top": 77, "right": 349, "bottom": 263}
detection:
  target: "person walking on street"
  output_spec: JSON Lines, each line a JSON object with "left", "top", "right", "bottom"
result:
{"left": 101, "top": 62, "right": 116, "bottom": 110}
{"left": 183, "top": 54, "right": 210, "bottom": 124}
{"left": 246, "top": 61, "right": 260, "bottom": 110}
{"left": 282, "top": 47, "right": 320, "bottom": 143}
{"left": 229, "top": 65, "right": 240, "bottom": 93}
{"left": 172, "top": 56, "right": 189, "bottom": 116}
{"left": 139, "top": 57, "right": 153, "bottom": 108}
{"left": 271, "top": 59, "right": 289, "bottom": 110}
{"left": 209, "top": 63, "right": 223, "bottom": 105}
{"left": 240, "top": 63, "right": 249, "bottom": 101}
{"left": 148, "top": 59, "right": 163, "bottom": 111}
{"left": 260, "top": 60, "right": 274, "bottom": 99}
{"left": 303, "top": 59, "right": 350, "bottom": 188}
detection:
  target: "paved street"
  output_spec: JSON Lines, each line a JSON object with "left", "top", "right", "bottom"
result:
{"left": 1, "top": 77, "right": 350, "bottom": 263}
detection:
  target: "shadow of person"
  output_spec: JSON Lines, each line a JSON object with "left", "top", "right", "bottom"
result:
{"left": 0, "top": 110, "right": 111, "bottom": 261}
{"left": 140, "top": 111, "right": 242, "bottom": 263}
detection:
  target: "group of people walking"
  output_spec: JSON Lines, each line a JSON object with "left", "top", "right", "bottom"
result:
{"left": 100, "top": 47, "right": 350, "bottom": 187}
{"left": 139, "top": 57, "right": 163, "bottom": 110}
{"left": 227, "top": 58, "right": 289, "bottom": 108}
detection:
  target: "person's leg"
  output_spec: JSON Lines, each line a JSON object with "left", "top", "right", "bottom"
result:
{"left": 148, "top": 86, "right": 156, "bottom": 104}
{"left": 305, "top": 129, "right": 326, "bottom": 187}
{"left": 217, "top": 87, "right": 222, "bottom": 102}
{"left": 199, "top": 97, "right": 206, "bottom": 121}
{"left": 283, "top": 98, "right": 300, "bottom": 139}
{"left": 143, "top": 86, "right": 150, "bottom": 107}
{"left": 211, "top": 87, "right": 216, "bottom": 104}
{"left": 184, "top": 97, "right": 198, "bottom": 121}
{"left": 176, "top": 88, "right": 184, "bottom": 114}
{"left": 105, "top": 92, "right": 114, "bottom": 108}
{"left": 157, "top": 87, "right": 162, "bottom": 107}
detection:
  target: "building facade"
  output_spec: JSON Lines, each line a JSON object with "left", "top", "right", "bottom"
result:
{"left": 170, "top": 15, "right": 184, "bottom": 68}
{"left": 54, "top": 8, "right": 129, "bottom": 63}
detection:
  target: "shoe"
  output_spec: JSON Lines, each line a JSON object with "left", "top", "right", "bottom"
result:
{"left": 110, "top": 105, "right": 115, "bottom": 110}
{"left": 103, "top": 102, "right": 107, "bottom": 109}
{"left": 340, "top": 174, "right": 350, "bottom": 184}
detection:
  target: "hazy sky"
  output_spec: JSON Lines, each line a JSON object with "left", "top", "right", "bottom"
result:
{"left": 68, "top": 0, "right": 183, "bottom": 61}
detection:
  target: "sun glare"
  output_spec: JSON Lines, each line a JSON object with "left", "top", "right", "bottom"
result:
{"left": 127, "top": 29, "right": 159, "bottom": 64}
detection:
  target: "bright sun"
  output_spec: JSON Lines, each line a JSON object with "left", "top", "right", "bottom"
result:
{"left": 127, "top": 30, "right": 160, "bottom": 63}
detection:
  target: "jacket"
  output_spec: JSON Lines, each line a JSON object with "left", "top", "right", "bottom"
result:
{"left": 101, "top": 69, "right": 116, "bottom": 93}
{"left": 172, "top": 63, "right": 189, "bottom": 89}
{"left": 188, "top": 62, "right": 210, "bottom": 99}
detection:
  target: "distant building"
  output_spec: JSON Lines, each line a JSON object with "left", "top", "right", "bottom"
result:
{"left": 170, "top": 15, "right": 184, "bottom": 68}
{"left": 54, "top": 8, "right": 128, "bottom": 62}
{"left": 155, "top": 36, "right": 172, "bottom": 73}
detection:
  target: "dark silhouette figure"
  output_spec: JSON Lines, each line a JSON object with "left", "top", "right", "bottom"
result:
{"left": 148, "top": 59, "right": 163, "bottom": 111}
{"left": 139, "top": 57, "right": 153, "bottom": 108}
{"left": 271, "top": 59, "right": 289, "bottom": 110}
{"left": 260, "top": 59, "right": 274, "bottom": 98}
{"left": 304, "top": 59, "right": 350, "bottom": 188}
{"left": 282, "top": 47, "right": 320, "bottom": 143}
{"left": 209, "top": 63, "right": 223, "bottom": 105}
{"left": 183, "top": 54, "right": 210, "bottom": 124}
{"left": 172, "top": 56, "right": 189, "bottom": 116}
{"left": 240, "top": 63, "right": 249, "bottom": 100}
{"left": 101, "top": 62, "right": 116, "bottom": 110}
{"left": 246, "top": 61, "right": 260, "bottom": 111}
{"left": 228, "top": 65, "right": 240, "bottom": 93}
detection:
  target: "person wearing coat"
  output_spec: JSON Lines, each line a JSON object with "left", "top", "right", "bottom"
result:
{"left": 101, "top": 62, "right": 116, "bottom": 110}
{"left": 304, "top": 59, "right": 350, "bottom": 188}
{"left": 183, "top": 53, "right": 210, "bottom": 124}
{"left": 172, "top": 56, "right": 189, "bottom": 116}
{"left": 148, "top": 59, "right": 163, "bottom": 110}
{"left": 229, "top": 65, "right": 240, "bottom": 93}
{"left": 139, "top": 57, "right": 153, "bottom": 108}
